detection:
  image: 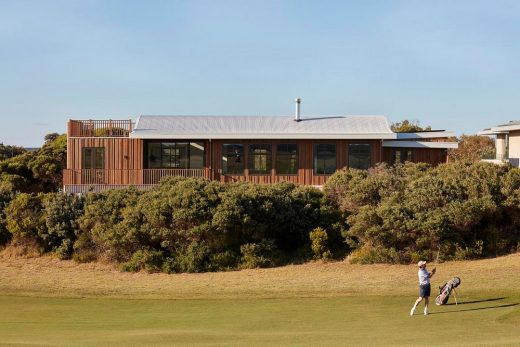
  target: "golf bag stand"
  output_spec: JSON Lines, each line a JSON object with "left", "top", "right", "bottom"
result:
{"left": 435, "top": 276, "right": 461, "bottom": 306}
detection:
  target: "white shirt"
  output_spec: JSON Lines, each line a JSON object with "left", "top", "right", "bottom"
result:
{"left": 418, "top": 268, "right": 430, "bottom": 285}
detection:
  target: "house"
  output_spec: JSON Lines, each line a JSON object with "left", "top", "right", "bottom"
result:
{"left": 479, "top": 121, "right": 519, "bottom": 166}
{"left": 63, "top": 103, "right": 458, "bottom": 193}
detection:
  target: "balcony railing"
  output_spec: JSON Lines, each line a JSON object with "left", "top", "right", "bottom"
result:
{"left": 68, "top": 120, "right": 133, "bottom": 137}
{"left": 63, "top": 168, "right": 212, "bottom": 186}
{"left": 481, "top": 153, "right": 508, "bottom": 161}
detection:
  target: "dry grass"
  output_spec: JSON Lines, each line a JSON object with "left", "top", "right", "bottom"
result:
{"left": 1, "top": 251, "right": 519, "bottom": 299}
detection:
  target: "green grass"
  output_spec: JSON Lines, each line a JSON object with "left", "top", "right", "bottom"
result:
{"left": 0, "top": 294, "right": 518, "bottom": 347}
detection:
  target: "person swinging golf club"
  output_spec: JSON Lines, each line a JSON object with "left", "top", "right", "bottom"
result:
{"left": 410, "top": 260, "right": 436, "bottom": 316}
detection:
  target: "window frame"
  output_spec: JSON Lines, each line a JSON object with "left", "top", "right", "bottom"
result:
{"left": 222, "top": 143, "right": 245, "bottom": 175}
{"left": 248, "top": 143, "right": 272, "bottom": 175}
{"left": 313, "top": 143, "right": 337, "bottom": 175}
{"left": 82, "top": 147, "right": 105, "bottom": 169}
{"left": 145, "top": 141, "right": 205, "bottom": 169}
{"left": 275, "top": 143, "right": 299, "bottom": 175}
{"left": 348, "top": 143, "right": 372, "bottom": 170}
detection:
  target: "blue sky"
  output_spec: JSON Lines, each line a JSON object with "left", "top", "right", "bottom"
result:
{"left": 1, "top": 0, "right": 519, "bottom": 146}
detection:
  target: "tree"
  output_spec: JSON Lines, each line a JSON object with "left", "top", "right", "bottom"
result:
{"left": 28, "top": 134, "right": 67, "bottom": 191}
{"left": 391, "top": 120, "right": 432, "bottom": 132}
{"left": 0, "top": 143, "right": 26, "bottom": 161}
{"left": 448, "top": 135, "right": 495, "bottom": 162}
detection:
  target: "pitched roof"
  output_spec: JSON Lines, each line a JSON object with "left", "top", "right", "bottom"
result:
{"left": 130, "top": 115, "right": 396, "bottom": 140}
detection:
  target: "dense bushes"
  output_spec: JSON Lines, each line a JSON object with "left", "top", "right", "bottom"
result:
{"left": 1, "top": 161, "right": 519, "bottom": 270}
{"left": 325, "top": 162, "right": 520, "bottom": 264}
{"left": 72, "top": 178, "right": 342, "bottom": 272}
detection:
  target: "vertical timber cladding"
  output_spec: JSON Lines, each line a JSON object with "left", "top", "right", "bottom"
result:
{"left": 210, "top": 139, "right": 382, "bottom": 185}
{"left": 67, "top": 137, "right": 144, "bottom": 184}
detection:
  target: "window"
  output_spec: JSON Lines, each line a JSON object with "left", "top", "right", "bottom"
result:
{"left": 348, "top": 144, "right": 371, "bottom": 170}
{"left": 82, "top": 147, "right": 105, "bottom": 184}
{"left": 392, "top": 149, "right": 414, "bottom": 164}
{"left": 222, "top": 144, "right": 244, "bottom": 174}
{"left": 249, "top": 144, "right": 272, "bottom": 174}
{"left": 82, "top": 147, "right": 104, "bottom": 169}
{"left": 314, "top": 144, "right": 336, "bottom": 175}
{"left": 276, "top": 144, "right": 298, "bottom": 174}
{"left": 146, "top": 142, "right": 205, "bottom": 169}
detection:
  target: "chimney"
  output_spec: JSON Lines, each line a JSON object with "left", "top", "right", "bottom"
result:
{"left": 294, "top": 98, "right": 301, "bottom": 122}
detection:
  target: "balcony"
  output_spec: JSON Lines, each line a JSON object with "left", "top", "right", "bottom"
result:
{"left": 68, "top": 120, "right": 134, "bottom": 137}
{"left": 481, "top": 153, "right": 509, "bottom": 165}
{"left": 63, "top": 168, "right": 212, "bottom": 191}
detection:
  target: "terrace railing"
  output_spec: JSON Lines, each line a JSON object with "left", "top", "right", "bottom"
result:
{"left": 63, "top": 168, "right": 212, "bottom": 186}
{"left": 68, "top": 119, "right": 133, "bottom": 137}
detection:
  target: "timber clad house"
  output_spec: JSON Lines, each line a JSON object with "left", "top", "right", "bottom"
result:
{"left": 63, "top": 109, "right": 458, "bottom": 193}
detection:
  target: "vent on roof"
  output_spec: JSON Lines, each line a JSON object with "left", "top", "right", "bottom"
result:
{"left": 294, "top": 98, "right": 301, "bottom": 122}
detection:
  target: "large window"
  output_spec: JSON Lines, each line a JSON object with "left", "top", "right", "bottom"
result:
{"left": 392, "top": 148, "right": 413, "bottom": 164}
{"left": 276, "top": 144, "right": 298, "bottom": 174}
{"left": 348, "top": 144, "right": 371, "bottom": 170}
{"left": 249, "top": 144, "right": 272, "bottom": 174}
{"left": 222, "top": 144, "right": 244, "bottom": 174}
{"left": 146, "top": 142, "right": 205, "bottom": 169}
{"left": 82, "top": 147, "right": 104, "bottom": 169}
{"left": 82, "top": 147, "right": 105, "bottom": 184}
{"left": 314, "top": 144, "right": 336, "bottom": 175}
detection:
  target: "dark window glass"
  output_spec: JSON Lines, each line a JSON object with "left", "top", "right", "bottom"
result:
{"left": 392, "top": 149, "right": 414, "bottom": 164}
{"left": 82, "top": 147, "right": 104, "bottom": 169}
{"left": 314, "top": 144, "right": 336, "bottom": 175}
{"left": 146, "top": 142, "right": 204, "bottom": 169}
{"left": 189, "top": 142, "right": 205, "bottom": 169}
{"left": 222, "top": 144, "right": 244, "bottom": 175}
{"left": 348, "top": 144, "right": 371, "bottom": 170}
{"left": 82, "top": 147, "right": 105, "bottom": 184}
{"left": 249, "top": 144, "right": 272, "bottom": 174}
{"left": 276, "top": 144, "right": 298, "bottom": 174}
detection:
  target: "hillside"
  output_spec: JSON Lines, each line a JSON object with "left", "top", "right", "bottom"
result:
{"left": 1, "top": 252, "right": 519, "bottom": 299}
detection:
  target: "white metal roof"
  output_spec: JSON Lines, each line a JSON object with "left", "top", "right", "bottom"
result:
{"left": 382, "top": 140, "right": 458, "bottom": 149}
{"left": 479, "top": 121, "right": 520, "bottom": 135}
{"left": 395, "top": 131, "right": 455, "bottom": 139}
{"left": 130, "top": 115, "right": 397, "bottom": 140}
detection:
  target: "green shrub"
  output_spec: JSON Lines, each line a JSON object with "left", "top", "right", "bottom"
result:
{"left": 349, "top": 245, "right": 401, "bottom": 264}
{"left": 5, "top": 193, "right": 46, "bottom": 244}
{"left": 309, "top": 227, "right": 331, "bottom": 260}
{"left": 43, "top": 193, "right": 84, "bottom": 259}
{"left": 239, "top": 240, "right": 278, "bottom": 269}
{"left": 121, "top": 249, "right": 165, "bottom": 273}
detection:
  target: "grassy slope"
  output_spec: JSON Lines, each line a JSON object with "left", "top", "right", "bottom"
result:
{"left": 0, "top": 254, "right": 519, "bottom": 346}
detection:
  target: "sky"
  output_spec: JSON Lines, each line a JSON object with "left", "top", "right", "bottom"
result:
{"left": 1, "top": 0, "right": 520, "bottom": 147}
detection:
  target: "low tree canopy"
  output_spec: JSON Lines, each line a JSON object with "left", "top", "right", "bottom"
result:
{"left": 448, "top": 135, "right": 495, "bottom": 162}
{"left": 391, "top": 120, "right": 432, "bottom": 132}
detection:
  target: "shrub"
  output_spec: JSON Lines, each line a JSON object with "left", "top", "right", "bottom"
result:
{"left": 43, "top": 193, "right": 84, "bottom": 259}
{"left": 121, "top": 249, "right": 164, "bottom": 273}
{"left": 5, "top": 193, "right": 46, "bottom": 245}
{"left": 309, "top": 227, "right": 331, "bottom": 260}
{"left": 348, "top": 245, "right": 401, "bottom": 264}
{"left": 239, "top": 240, "right": 278, "bottom": 269}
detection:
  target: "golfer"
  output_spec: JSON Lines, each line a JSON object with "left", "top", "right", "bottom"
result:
{"left": 410, "top": 260, "right": 436, "bottom": 316}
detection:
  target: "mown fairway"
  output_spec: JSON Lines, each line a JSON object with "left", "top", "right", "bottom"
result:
{"left": 0, "top": 295, "right": 518, "bottom": 346}
{"left": 0, "top": 254, "right": 519, "bottom": 346}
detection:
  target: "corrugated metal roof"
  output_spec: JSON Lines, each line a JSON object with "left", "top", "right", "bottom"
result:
{"left": 130, "top": 115, "right": 396, "bottom": 140}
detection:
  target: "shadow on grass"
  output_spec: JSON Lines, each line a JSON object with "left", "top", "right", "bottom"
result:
{"left": 444, "top": 297, "right": 507, "bottom": 306}
{"left": 430, "top": 303, "right": 518, "bottom": 315}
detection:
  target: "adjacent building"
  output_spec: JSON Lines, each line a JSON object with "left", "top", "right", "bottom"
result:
{"left": 479, "top": 121, "right": 518, "bottom": 166}
{"left": 63, "top": 108, "right": 457, "bottom": 193}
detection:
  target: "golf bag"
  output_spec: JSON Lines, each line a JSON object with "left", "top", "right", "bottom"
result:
{"left": 435, "top": 276, "right": 461, "bottom": 305}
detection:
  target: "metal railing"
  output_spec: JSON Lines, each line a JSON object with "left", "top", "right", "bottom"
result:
{"left": 67, "top": 120, "right": 133, "bottom": 137}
